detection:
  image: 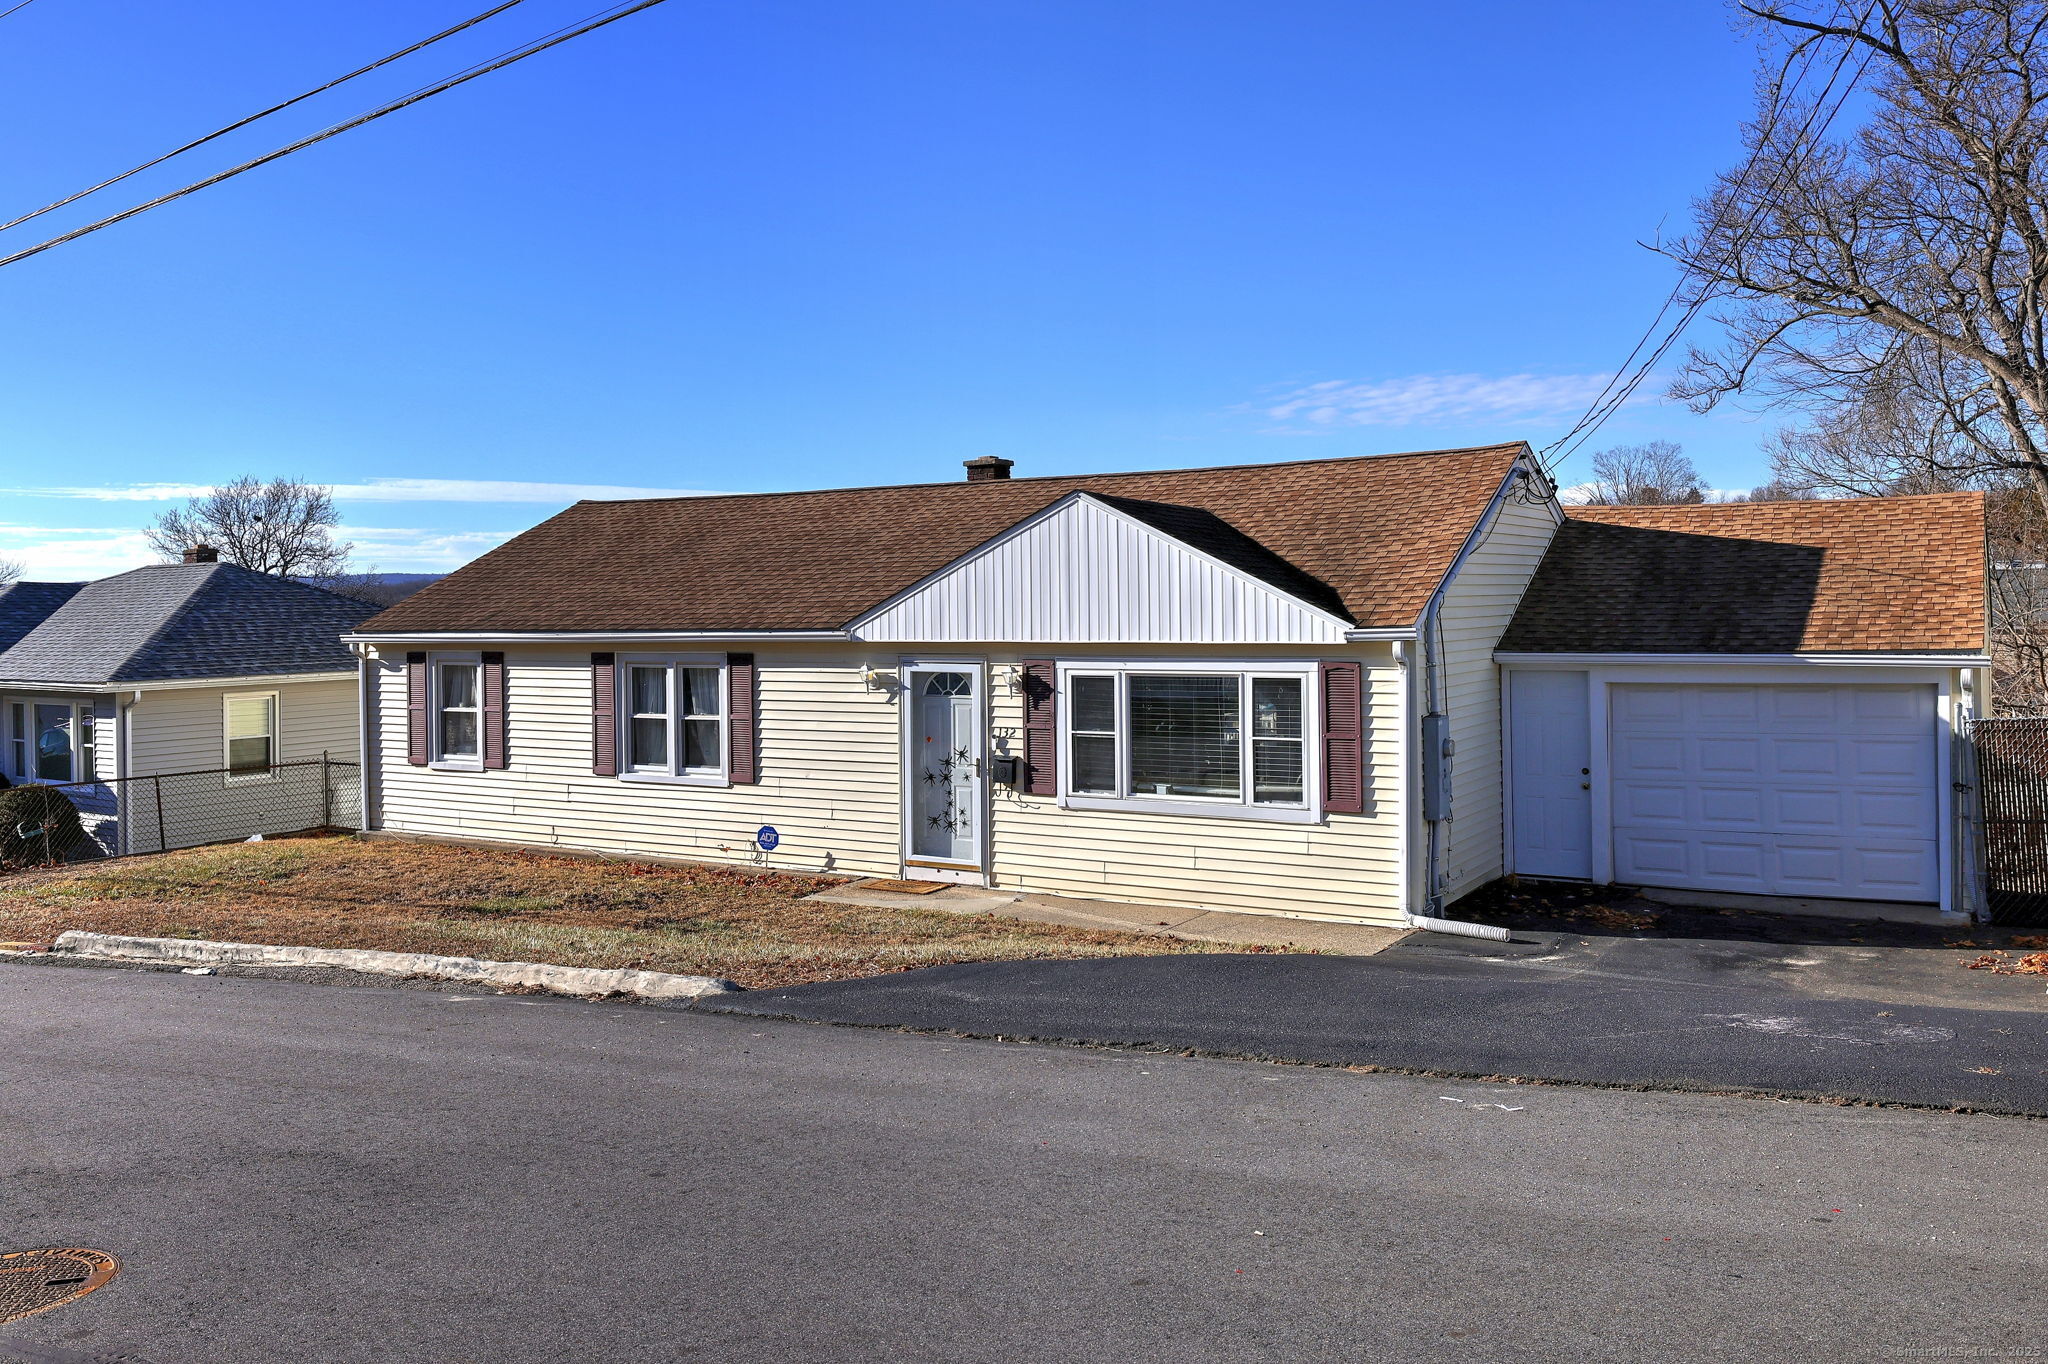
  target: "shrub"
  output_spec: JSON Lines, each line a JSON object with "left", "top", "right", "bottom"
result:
{"left": 0, "top": 785, "right": 94, "bottom": 870}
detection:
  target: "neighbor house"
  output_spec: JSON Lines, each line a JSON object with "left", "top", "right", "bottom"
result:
{"left": 0, "top": 550, "right": 377, "bottom": 853}
{"left": 345, "top": 444, "right": 1992, "bottom": 926}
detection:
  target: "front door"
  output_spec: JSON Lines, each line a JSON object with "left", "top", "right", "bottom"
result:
{"left": 1509, "top": 670, "right": 1592, "bottom": 880}
{"left": 904, "top": 664, "right": 985, "bottom": 882}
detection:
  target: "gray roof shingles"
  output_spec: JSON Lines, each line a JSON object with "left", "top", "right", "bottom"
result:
{"left": 0, "top": 562, "right": 378, "bottom": 687}
{"left": 0, "top": 581, "right": 84, "bottom": 653}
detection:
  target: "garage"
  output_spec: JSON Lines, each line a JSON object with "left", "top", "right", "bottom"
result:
{"left": 1607, "top": 682, "right": 1939, "bottom": 903}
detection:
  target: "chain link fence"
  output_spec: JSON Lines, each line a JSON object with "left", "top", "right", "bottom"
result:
{"left": 0, "top": 756, "right": 360, "bottom": 873}
{"left": 1968, "top": 717, "right": 2048, "bottom": 926}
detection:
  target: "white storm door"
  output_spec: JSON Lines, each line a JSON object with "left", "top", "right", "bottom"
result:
{"left": 1609, "top": 683, "right": 1939, "bottom": 902}
{"left": 1508, "top": 670, "right": 1592, "bottom": 879}
{"left": 905, "top": 665, "right": 985, "bottom": 871}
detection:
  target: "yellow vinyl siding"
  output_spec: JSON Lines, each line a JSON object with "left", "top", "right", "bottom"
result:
{"left": 127, "top": 678, "right": 359, "bottom": 775}
{"left": 371, "top": 641, "right": 1408, "bottom": 924}
{"left": 1435, "top": 492, "right": 1560, "bottom": 904}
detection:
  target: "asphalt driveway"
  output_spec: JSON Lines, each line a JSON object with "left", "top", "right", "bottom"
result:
{"left": 699, "top": 925, "right": 2048, "bottom": 1113}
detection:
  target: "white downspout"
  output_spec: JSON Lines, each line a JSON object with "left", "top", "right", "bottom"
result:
{"left": 352, "top": 644, "right": 374, "bottom": 833}
{"left": 115, "top": 690, "right": 139, "bottom": 855}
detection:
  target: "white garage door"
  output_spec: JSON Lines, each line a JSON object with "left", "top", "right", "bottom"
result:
{"left": 1610, "top": 684, "right": 1939, "bottom": 903}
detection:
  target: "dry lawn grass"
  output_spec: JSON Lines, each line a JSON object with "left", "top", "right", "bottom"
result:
{"left": 0, "top": 836, "right": 1234, "bottom": 988}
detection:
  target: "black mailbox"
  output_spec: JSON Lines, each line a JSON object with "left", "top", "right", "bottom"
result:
{"left": 990, "top": 755, "right": 1020, "bottom": 787}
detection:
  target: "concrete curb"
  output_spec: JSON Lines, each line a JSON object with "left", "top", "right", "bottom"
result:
{"left": 49, "top": 931, "right": 740, "bottom": 1001}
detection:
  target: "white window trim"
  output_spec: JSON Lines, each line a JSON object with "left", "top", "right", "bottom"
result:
{"left": 616, "top": 653, "right": 730, "bottom": 788}
{"left": 1054, "top": 659, "right": 1321, "bottom": 825}
{"left": 222, "top": 689, "right": 281, "bottom": 784}
{"left": 4, "top": 695, "right": 97, "bottom": 785}
{"left": 429, "top": 652, "right": 485, "bottom": 772}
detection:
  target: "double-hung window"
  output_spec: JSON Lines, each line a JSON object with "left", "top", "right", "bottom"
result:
{"left": 433, "top": 656, "right": 483, "bottom": 769}
{"left": 224, "top": 692, "right": 278, "bottom": 780}
{"left": 1060, "top": 664, "right": 1315, "bottom": 822}
{"left": 620, "top": 657, "right": 727, "bottom": 784}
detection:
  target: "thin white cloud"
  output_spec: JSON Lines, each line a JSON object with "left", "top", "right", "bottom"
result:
{"left": 1258, "top": 373, "right": 1636, "bottom": 430}
{"left": 0, "top": 477, "right": 726, "bottom": 504}
{"left": 0, "top": 525, "right": 521, "bottom": 579}
{"left": 0, "top": 529, "right": 158, "bottom": 578}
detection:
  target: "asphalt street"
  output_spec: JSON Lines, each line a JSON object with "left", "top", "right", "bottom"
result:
{"left": 704, "top": 938, "right": 2048, "bottom": 1113}
{"left": 0, "top": 959, "right": 2043, "bottom": 1363}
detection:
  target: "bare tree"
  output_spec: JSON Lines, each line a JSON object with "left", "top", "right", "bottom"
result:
{"left": 1669, "top": 1, "right": 2048, "bottom": 518}
{"left": 146, "top": 476, "right": 353, "bottom": 580}
{"left": 0, "top": 557, "right": 20, "bottom": 589}
{"left": 1579, "top": 440, "right": 1711, "bottom": 505}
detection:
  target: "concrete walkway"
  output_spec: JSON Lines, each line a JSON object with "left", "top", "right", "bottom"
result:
{"left": 804, "top": 879, "right": 1408, "bottom": 955}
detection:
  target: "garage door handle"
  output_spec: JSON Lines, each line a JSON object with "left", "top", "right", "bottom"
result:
{"left": 1580, "top": 782, "right": 1591, "bottom": 790}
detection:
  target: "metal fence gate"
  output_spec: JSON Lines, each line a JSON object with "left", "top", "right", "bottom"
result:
{"left": 0, "top": 756, "right": 361, "bottom": 873}
{"left": 1969, "top": 717, "right": 2048, "bottom": 926}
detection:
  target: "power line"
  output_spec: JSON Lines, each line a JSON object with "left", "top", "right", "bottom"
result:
{"left": 0, "top": 0, "right": 42, "bottom": 20}
{"left": 0, "top": 0, "right": 532, "bottom": 236}
{"left": 0, "top": 0, "right": 670, "bottom": 273}
{"left": 1538, "top": 2, "right": 1879, "bottom": 478}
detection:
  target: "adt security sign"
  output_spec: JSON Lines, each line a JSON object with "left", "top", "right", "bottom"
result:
{"left": 755, "top": 826, "right": 780, "bottom": 852}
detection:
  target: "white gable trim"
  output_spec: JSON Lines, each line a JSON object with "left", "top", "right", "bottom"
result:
{"left": 846, "top": 492, "right": 1356, "bottom": 644}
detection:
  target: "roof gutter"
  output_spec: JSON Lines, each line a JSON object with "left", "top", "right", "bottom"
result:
{"left": 0, "top": 669, "right": 360, "bottom": 693}
{"left": 342, "top": 630, "right": 854, "bottom": 645}
{"left": 1494, "top": 651, "right": 1992, "bottom": 668}
{"left": 1343, "top": 627, "right": 1417, "bottom": 642}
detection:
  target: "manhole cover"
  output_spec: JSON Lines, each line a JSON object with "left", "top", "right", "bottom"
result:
{"left": 0, "top": 1249, "right": 118, "bottom": 1325}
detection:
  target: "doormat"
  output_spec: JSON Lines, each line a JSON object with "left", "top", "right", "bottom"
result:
{"left": 859, "top": 879, "right": 951, "bottom": 895}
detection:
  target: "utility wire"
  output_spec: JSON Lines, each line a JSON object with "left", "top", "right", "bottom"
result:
{"left": 0, "top": 0, "right": 531, "bottom": 236}
{"left": 0, "top": 0, "right": 42, "bottom": 20}
{"left": 1538, "top": 1, "right": 1878, "bottom": 478}
{"left": 0, "top": 0, "right": 670, "bottom": 273}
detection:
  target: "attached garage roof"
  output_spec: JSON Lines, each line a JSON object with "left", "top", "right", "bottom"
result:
{"left": 359, "top": 444, "right": 1528, "bottom": 634}
{"left": 1500, "top": 492, "right": 1988, "bottom": 655}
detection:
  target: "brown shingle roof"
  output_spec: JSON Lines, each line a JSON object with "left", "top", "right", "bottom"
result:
{"left": 1499, "top": 493, "right": 1988, "bottom": 655}
{"left": 360, "top": 444, "right": 1527, "bottom": 634}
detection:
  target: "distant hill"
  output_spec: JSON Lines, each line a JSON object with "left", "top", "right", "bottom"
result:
{"left": 311, "top": 572, "right": 446, "bottom": 607}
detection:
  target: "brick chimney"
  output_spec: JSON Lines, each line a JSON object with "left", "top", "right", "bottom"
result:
{"left": 183, "top": 544, "right": 219, "bottom": 564}
{"left": 964, "top": 456, "right": 1014, "bottom": 482}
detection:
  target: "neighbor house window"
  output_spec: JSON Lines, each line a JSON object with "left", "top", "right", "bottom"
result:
{"left": 435, "top": 659, "right": 482, "bottom": 767}
{"left": 619, "top": 657, "right": 726, "bottom": 783}
{"left": 1060, "top": 665, "right": 1312, "bottom": 819}
{"left": 224, "top": 692, "right": 277, "bottom": 779}
{"left": 23, "top": 701, "right": 103, "bottom": 784}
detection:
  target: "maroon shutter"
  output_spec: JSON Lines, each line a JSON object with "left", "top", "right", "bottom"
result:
{"left": 481, "top": 651, "right": 507, "bottom": 770}
{"left": 1320, "top": 660, "right": 1364, "bottom": 814}
{"left": 405, "top": 652, "right": 429, "bottom": 766}
{"left": 727, "top": 652, "right": 758, "bottom": 784}
{"left": 1022, "top": 659, "right": 1057, "bottom": 795}
{"left": 591, "top": 652, "right": 617, "bottom": 777}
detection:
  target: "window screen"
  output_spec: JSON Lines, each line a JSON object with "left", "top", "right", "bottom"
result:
{"left": 439, "top": 663, "right": 481, "bottom": 760}
{"left": 1069, "top": 674, "right": 1118, "bottom": 794}
{"left": 226, "top": 694, "right": 275, "bottom": 773}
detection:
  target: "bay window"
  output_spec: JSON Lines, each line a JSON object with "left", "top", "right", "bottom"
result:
{"left": 1059, "top": 664, "right": 1314, "bottom": 820}
{"left": 619, "top": 657, "right": 727, "bottom": 783}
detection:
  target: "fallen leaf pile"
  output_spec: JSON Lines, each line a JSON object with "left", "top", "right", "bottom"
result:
{"left": 1961, "top": 950, "right": 2048, "bottom": 976}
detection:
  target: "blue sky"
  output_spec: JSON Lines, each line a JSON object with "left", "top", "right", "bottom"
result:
{"left": 0, "top": 0, "right": 1775, "bottom": 579}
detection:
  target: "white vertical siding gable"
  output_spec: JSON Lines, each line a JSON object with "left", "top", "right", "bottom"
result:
{"left": 848, "top": 493, "right": 1353, "bottom": 644}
